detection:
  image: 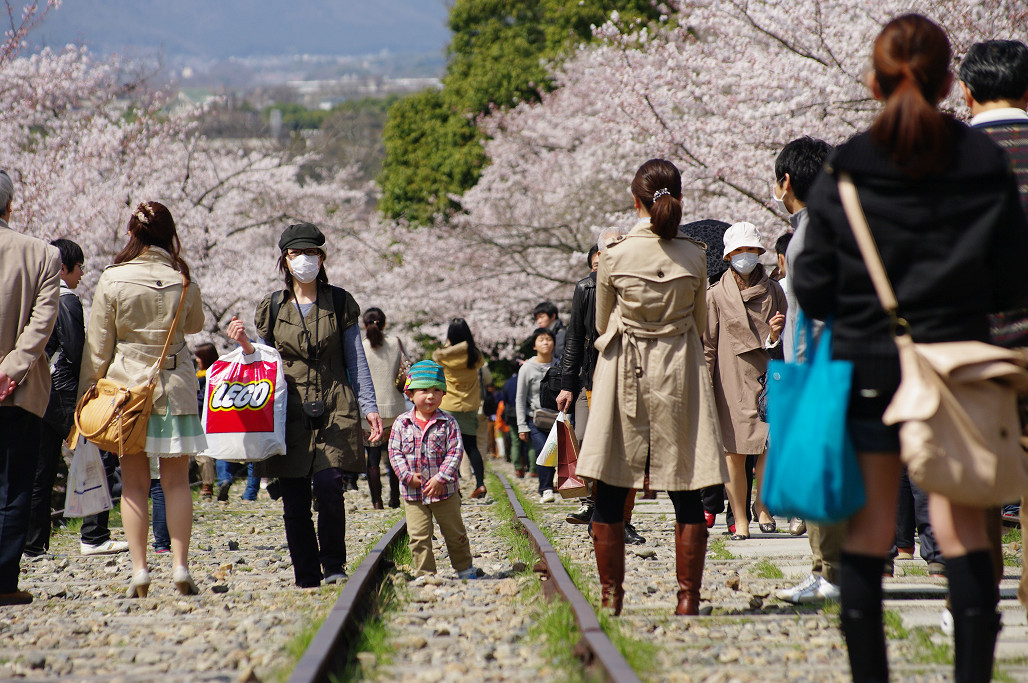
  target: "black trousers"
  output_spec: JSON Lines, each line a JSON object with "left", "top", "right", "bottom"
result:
{"left": 280, "top": 467, "right": 348, "bottom": 587}
{"left": 0, "top": 407, "right": 41, "bottom": 592}
{"left": 593, "top": 480, "right": 704, "bottom": 525}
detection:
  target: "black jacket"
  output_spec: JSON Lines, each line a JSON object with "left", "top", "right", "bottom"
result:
{"left": 795, "top": 121, "right": 1028, "bottom": 358}
{"left": 44, "top": 287, "right": 85, "bottom": 394}
{"left": 560, "top": 272, "right": 597, "bottom": 393}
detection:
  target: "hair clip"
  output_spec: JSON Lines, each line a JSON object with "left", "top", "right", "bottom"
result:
{"left": 652, "top": 188, "right": 670, "bottom": 201}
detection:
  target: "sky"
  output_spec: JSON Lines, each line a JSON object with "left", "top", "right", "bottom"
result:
{"left": 31, "top": 0, "right": 452, "bottom": 60}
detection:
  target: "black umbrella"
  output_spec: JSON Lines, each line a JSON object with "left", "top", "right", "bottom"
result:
{"left": 679, "top": 219, "right": 730, "bottom": 284}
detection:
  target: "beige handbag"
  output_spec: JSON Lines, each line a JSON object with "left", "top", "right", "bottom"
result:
{"left": 838, "top": 173, "right": 1028, "bottom": 506}
{"left": 73, "top": 276, "right": 189, "bottom": 457}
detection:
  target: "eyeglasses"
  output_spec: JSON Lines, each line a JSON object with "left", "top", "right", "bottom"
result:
{"left": 286, "top": 248, "right": 322, "bottom": 259}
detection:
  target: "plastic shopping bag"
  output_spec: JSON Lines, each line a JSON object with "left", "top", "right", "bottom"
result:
{"left": 64, "top": 437, "right": 113, "bottom": 518}
{"left": 534, "top": 410, "right": 563, "bottom": 468}
{"left": 556, "top": 414, "right": 587, "bottom": 499}
{"left": 200, "top": 343, "right": 287, "bottom": 461}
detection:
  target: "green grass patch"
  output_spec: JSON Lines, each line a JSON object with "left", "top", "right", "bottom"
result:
{"left": 492, "top": 466, "right": 661, "bottom": 681}
{"left": 884, "top": 610, "right": 908, "bottom": 640}
{"left": 485, "top": 471, "right": 538, "bottom": 571}
{"left": 909, "top": 627, "right": 952, "bottom": 666}
{"left": 1002, "top": 525, "right": 1021, "bottom": 545}
{"left": 753, "top": 558, "right": 783, "bottom": 579}
{"left": 529, "top": 601, "right": 585, "bottom": 682}
{"left": 904, "top": 565, "right": 928, "bottom": 576}
{"left": 708, "top": 536, "right": 735, "bottom": 560}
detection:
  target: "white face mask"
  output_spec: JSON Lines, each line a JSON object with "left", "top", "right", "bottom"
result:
{"left": 731, "top": 252, "right": 760, "bottom": 276}
{"left": 770, "top": 181, "right": 788, "bottom": 211}
{"left": 289, "top": 254, "right": 321, "bottom": 284}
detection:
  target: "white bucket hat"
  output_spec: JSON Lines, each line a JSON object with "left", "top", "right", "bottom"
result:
{"left": 722, "top": 222, "right": 765, "bottom": 259}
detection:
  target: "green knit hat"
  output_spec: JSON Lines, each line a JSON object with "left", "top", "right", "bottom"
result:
{"left": 405, "top": 360, "right": 447, "bottom": 391}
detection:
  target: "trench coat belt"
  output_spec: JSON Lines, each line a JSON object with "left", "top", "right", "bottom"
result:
{"left": 600, "top": 313, "right": 692, "bottom": 420}
{"left": 116, "top": 341, "right": 187, "bottom": 373}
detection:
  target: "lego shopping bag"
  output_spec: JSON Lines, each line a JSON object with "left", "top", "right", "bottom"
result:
{"left": 200, "top": 343, "right": 286, "bottom": 461}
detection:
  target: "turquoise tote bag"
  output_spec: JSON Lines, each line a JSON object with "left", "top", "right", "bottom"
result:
{"left": 763, "top": 314, "right": 865, "bottom": 523}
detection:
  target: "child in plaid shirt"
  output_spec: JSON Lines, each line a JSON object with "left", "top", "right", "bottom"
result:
{"left": 388, "top": 360, "right": 477, "bottom": 579}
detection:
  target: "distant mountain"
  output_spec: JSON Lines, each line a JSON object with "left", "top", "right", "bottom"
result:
{"left": 32, "top": 0, "right": 451, "bottom": 60}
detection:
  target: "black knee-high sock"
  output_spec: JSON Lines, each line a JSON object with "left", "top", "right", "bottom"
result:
{"left": 947, "top": 550, "right": 1001, "bottom": 683}
{"left": 946, "top": 550, "right": 998, "bottom": 615}
{"left": 840, "top": 551, "right": 888, "bottom": 683}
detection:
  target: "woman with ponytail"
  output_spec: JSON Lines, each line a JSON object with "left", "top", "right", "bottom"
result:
{"left": 794, "top": 15, "right": 1028, "bottom": 682}
{"left": 361, "top": 308, "right": 406, "bottom": 508}
{"left": 576, "top": 158, "right": 728, "bottom": 617}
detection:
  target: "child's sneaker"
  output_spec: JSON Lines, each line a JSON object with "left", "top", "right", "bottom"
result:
{"left": 457, "top": 567, "right": 479, "bottom": 580}
{"left": 541, "top": 489, "right": 555, "bottom": 504}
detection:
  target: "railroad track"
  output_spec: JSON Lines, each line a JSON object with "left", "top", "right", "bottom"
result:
{"left": 288, "top": 472, "right": 640, "bottom": 683}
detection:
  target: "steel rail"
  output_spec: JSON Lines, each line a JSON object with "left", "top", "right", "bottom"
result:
{"left": 287, "top": 517, "right": 408, "bottom": 683}
{"left": 495, "top": 472, "right": 641, "bottom": 683}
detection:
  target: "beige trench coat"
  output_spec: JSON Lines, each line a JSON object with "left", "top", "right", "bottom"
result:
{"left": 703, "top": 268, "right": 787, "bottom": 454}
{"left": 577, "top": 220, "right": 728, "bottom": 491}
{"left": 80, "top": 248, "right": 205, "bottom": 415}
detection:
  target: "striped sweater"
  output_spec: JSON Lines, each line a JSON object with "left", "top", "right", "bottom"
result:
{"left": 975, "top": 117, "right": 1028, "bottom": 216}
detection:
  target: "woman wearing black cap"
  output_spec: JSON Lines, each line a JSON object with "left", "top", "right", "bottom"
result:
{"left": 228, "top": 222, "right": 382, "bottom": 588}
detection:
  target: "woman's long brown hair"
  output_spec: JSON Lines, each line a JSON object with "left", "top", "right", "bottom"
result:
{"left": 870, "top": 14, "right": 953, "bottom": 177}
{"left": 114, "top": 201, "right": 192, "bottom": 281}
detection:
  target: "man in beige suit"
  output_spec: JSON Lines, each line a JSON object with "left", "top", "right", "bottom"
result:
{"left": 0, "top": 169, "right": 60, "bottom": 605}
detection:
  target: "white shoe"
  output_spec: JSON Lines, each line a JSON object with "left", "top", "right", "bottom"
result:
{"left": 817, "top": 577, "right": 840, "bottom": 601}
{"left": 940, "top": 608, "right": 954, "bottom": 636}
{"left": 81, "top": 539, "right": 130, "bottom": 556}
{"left": 541, "top": 489, "right": 555, "bottom": 504}
{"left": 776, "top": 574, "right": 820, "bottom": 603}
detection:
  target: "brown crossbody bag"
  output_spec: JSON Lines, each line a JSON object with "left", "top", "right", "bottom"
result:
{"left": 73, "top": 275, "right": 189, "bottom": 457}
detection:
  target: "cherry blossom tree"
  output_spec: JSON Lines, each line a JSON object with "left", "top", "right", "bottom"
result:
{"left": 0, "top": 4, "right": 392, "bottom": 349}
{"left": 406, "top": 0, "right": 1028, "bottom": 346}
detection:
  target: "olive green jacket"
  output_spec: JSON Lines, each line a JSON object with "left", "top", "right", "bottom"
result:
{"left": 254, "top": 284, "right": 364, "bottom": 478}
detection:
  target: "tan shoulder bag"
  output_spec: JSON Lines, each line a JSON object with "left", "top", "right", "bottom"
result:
{"left": 838, "top": 173, "right": 1028, "bottom": 506}
{"left": 73, "top": 275, "right": 190, "bottom": 457}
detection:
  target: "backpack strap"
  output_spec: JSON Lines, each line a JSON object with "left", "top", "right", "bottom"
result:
{"left": 264, "top": 289, "right": 287, "bottom": 349}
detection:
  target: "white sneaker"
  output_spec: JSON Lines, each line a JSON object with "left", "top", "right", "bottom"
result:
{"left": 776, "top": 574, "right": 820, "bottom": 603}
{"left": 541, "top": 489, "right": 555, "bottom": 504}
{"left": 817, "top": 577, "right": 841, "bottom": 601}
{"left": 940, "top": 608, "right": 954, "bottom": 636}
{"left": 81, "top": 539, "right": 130, "bottom": 556}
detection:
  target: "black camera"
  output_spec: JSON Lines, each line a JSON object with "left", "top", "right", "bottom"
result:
{"left": 302, "top": 399, "right": 326, "bottom": 430}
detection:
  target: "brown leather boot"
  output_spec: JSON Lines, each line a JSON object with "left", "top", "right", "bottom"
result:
{"left": 367, "top": 465, "right": 384, "bottom": 509}
{"left": 675, "top": 522, "right": 707, "bottom": 615}
{"left": 592, "top": 521, "right": 625, "bottom": 616}
{"left": 200, "top": 484, "right": 213, "bottom": 501}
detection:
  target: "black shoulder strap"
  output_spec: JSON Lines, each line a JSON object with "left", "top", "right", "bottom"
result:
{"left": 330, "top": 285, "right": 359, "bottom": 332}
{"left": 266, "top": 289, "right": 287, "bottom": 348}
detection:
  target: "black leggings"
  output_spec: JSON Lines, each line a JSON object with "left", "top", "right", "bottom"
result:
{"left": 593, "top": 480, "right": 704, "bottom": 525}
{"left": 462, "top": 433, "right": 485, "bottom": 488}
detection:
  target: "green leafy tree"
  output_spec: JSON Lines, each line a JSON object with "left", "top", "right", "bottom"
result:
{"left": 379, "top": 0, "right": 661, "bottom": 224}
